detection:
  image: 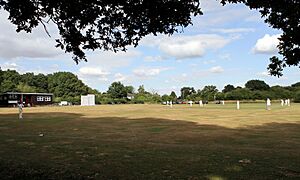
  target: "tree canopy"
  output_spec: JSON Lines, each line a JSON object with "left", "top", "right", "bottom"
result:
{"left": 107, "top": 81, "right": 128, "bottom": 99}
{"left": 1, "top": 69, "right": 300, "bottom": 103}
{"left": 180, "top": 87, "right": 195, "bottom": 100}
{"left": 222, "top": 84, "right": 235, "bottom": 93}
{"left": 199, "top": 85, "right": 218, "bottom": 101}
{"left": 0, "top": 70, "right": 95, "bottom": 103}
{"left": 245, "top": 80, "right": 270, "bottom": 91}
{"left": 0, "top": 0, "right": 299, "bottom": 76}
{"left": 0, "top": 0, "right": 201, "bottom": 63}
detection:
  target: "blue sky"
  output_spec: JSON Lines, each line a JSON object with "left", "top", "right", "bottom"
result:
{"left": 0, "top": 0, "right": 299, "bottom": 95}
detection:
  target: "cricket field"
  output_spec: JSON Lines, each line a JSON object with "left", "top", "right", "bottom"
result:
{"left": 0, "top": 103, "right": 300, "bottom": 179}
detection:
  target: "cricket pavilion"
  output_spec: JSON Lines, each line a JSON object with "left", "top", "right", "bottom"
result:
{"left": 0, "top": 92, "right": 54, "bottom": 107}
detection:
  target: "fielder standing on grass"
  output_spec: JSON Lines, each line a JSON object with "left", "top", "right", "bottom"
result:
{"left": 18, "top": 101, "right": 24, "bottom": 119}
{"left": 266, "top": 98, "right": 271, "bottom": 110}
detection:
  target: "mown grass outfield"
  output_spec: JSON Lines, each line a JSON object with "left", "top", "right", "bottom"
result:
{"left": 0, "top": 103, "right": 300, "bottom": 179}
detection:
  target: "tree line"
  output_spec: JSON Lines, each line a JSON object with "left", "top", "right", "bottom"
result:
{"left": 1, "top": 69, "right": 300, "bottom": 104}
{"left": 0, "top": 69, "right": 96, "bottom": 103}
{"left": 175, "top": 80, "right": 300, "bottom": 103}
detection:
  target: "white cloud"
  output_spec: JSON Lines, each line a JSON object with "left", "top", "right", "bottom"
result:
{"left": 1, "top": 62, "right": 19, "bottom": 70}
{"left": 159, "top": 39, "right": 205, "bottom": 59}
{"left": 98, "top": 77, "right": 109, "bottom": 82}
{"left": 212, "top": 28, "right": 255, "bottom": 34}
{"left": 209, "top": 66, "right": 224, "bottom": 73}
{"left": 192, "top": 4, "right": 260, "bottom": 30}
{"left": 219, "top": 53, "right": 231, "bottom": 61}
{"left": 0, "top": 62, "right": 63, "bottom": 75}
{"left": 114, "top": 73, "right": 127, "bottom": 82}
{"left": 78, "top": 67, "right": 110, "bottom": 83}
{"left": 169, "top": 73, "right": 189, "bottom": 83}
{"left": 155, "top": 86, "right": 180, "bottom": 95}
{"left": 142, "top": 34, "right": 231, "bottom": 60}
{"left": 203, "top": 60, "right": 216, "bottom": 64}
{"left": 189, "top": 63, "right": 198, "bottom": 67}
{"left": 245, "top": 13, "right": 264, "bottom": 23}
{"left": 73, "top": 49, "right": 142, "bottom": 88}
{"left": 84, "top": 49, "right": 141, "bottom": 69}
{"left": 0, "top": 34, "right": 61, "bottom": 59}
{"left": 144, "top": 55, "right": 165, "bottom": 62}
{"left": 253, "top": 34, "right": 280, "bottom": 54}
{"left": 200, "top": 0, "right": 223, "bottom": 13}
{"left": 133, "top": 67, "right": 170, "bottom": 77}
{"left": 79, "top": 67, "right": 110, "bottom": 77}
{"left": 0, "top": 11, "right": 141, "bottom": 66}
{"left": 0, "top": 12, "right": 62, "bottom": 59}
{"left": 256, "top": 71, "right": 269, "bottom": 77}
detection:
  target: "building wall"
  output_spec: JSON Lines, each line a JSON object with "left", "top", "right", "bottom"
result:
{"left": 30, "top": 95, "right": 53, "bottom": 106}
{"left": 0, "top": 94, "right": 53, "bottom": 107}
{"left": 0, "top": 94, "right": 9, "bottom": 107}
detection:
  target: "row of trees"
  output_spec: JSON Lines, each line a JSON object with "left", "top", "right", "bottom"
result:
{"left": 1, "top": 69, "right": 300, "bottom": 104}
{"left": 99, "top": 80, "right": 300, "bottom": 104}
{"left": 171, "top": 80, "right": 300, "bottom": 102}
{"left": 0, "top": 69, "right": 161, "bottom": 104}
{"left": 97, "top": 83, "right": 161, "bottom": 104}
{"left": 0, "top": 69, "right": 96, "bottom": 103}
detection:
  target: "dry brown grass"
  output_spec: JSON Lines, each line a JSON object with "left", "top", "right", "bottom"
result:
{"left": 0, "top": 103, "right": 300, "bottom": 179}
{"left": 2, "top": 103, "right": 299, "bottom": 128}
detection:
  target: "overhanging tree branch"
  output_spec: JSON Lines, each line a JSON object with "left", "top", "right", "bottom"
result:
{"left": 0, "top": 0, "right": 299, "bottom": 76}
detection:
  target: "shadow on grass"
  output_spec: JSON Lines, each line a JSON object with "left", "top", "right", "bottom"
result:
{"left": 0, "top": 112, "right": 300, "bottom": 179}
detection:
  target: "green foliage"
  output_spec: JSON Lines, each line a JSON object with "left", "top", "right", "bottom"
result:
{"left": 53, "top": 97, "right": 62, "bottom": 103}
{"left": 148, "top": 94, "right": 159, "bottom": 103}
{"left": 48, "top": 72, "right": 89, "bottom": 97}
{"left": 97, "top": 93, "right": 114, "bottom": 104}
{"left": 199, "top": 85, "right": 218, "bottom": 101}
{"left": 16, "top": 82, "right": 36, "bottom": 93}
{"left": 292, "top": 82, "right": 300, "bottom": 88}
{"left": 0, "top": 70, "right": 91, "bottom": 104}
{"left": 270, "top": 86, "right": 292, "bottom": 99}
{"left": 180, "top": 87, "right": 195, "bottom": 100}
{"left": 225, "top": 88, "right": 253, "bottom": 100}
{"left": 1, "top": 69, "right": 20, "bottom": 85}
{"left": 133, "top": 91, "right": 161, "bottom": 104}
{"left": 132, "top": 94, "right": 147, "bottom": 104}
{"left": 1, "top": 69, "right": 299, "bottom": 104}
{"left": 170, "top": 91, "right": 177, "bottom": 101}
{"left": 294, "top": 91, "right": 300, "bottom": 103}
{"left": 107, "top": 82, "right": 128, "bottom": 99}
{"left": 104, "top": 82, "right": 139, "bottom": 104}
{"left": 0, "top": 79, "right": 17, "bottom": 92}
{"left": 215, "top": 92, "right": 225, "bottom": 100}
{"left": 32, "top": 74, "right": 48, "bottom": 92}
{"left": 21, "top": 73, "right": 48, "bottom": 92}
{"left": 162, "top": 94, "right": 172, "bottom": 102}
{"left": 125, "top": 86, "right": 134, "bottom": 94}
{"left": 251, "top": 91, "right": 269, "bottom": 100}
{"left": 138, "top": 85, "right": 148, "bottom": 94}
{"left": 64, "top": 96, "right": 81, "bottom": 105}
{"left": 0, "top": 69, "right": 20, "bottom": 92}
{"left": 0, "top": 67, "right": 3, "bottom": 84}
{"left": 245, "top": 80, "right": 270, "bottom": 91}
{"left": 222, "top": 84, "right": 235, "bottom": 93}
